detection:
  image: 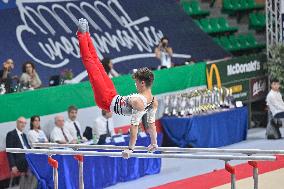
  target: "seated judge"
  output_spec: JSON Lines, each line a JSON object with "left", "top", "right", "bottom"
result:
{"left": 50, "top": 115, "right": 76, "bottom": 144}
{"left": 6, "top": 117, "right": 30, "bottom": 175}
{"left": 28, "top": 115, "right": 48, "bottom": 145}
{"left": 65, "top": 105, "right": 87, "bottom": 142}
{"left": 93, "top": 110, "right": 115, "bottom": 140}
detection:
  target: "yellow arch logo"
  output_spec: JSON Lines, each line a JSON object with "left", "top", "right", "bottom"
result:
{"left": 206, "top": 64, "right": 222, "bottom": 90}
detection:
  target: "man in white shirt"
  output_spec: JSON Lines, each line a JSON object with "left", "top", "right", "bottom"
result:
{"left": 65, "top": 105, "right": 87, "bottom": 142}
{"left": 50, "top": 115, "right": 76, "bottom": 144}
{"left": 93, "top": 110, "right": 115, "bottom": 139}
{"left": 266, "top": 78, "right": 284, "bottom": 118}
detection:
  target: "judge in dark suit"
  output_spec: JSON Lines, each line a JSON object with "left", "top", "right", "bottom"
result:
{"left": 6, "top": 117, "right": 31, "bottom": 175}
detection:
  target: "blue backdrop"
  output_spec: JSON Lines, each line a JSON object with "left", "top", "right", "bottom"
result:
{"left": 0, "top": 0, "right": 230, "bottom": 86}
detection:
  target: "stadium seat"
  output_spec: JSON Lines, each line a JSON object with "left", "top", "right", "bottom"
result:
{"left": 181, "top": 0, "right": 210, "bottom": 18}
{"left": 249, "top": 12, "right": 266, "bottom": 31}
{"left": 222, "top": 0, "right": 264, "bottom": 15}
{"left": 196, "top": 17, "right": 238, "bottom": 36}
{"left": 214, "top": 33, "right": 265, "bottom": 53}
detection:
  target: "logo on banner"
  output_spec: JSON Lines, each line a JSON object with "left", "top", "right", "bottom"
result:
{"left": 13, "top": 0, "right": 191, "bottom": 82}
{"left": 251, "top": 77, "right": 268, "bottom": 99}
{"left": 227, "top": 60, "right": 261, "bottom": 76}
{"left": 206, "top": 64, "right": 221, "bottom": 90}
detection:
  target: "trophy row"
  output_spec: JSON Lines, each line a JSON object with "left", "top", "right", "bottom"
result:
{"left": 163, "top": 87, "right": 235, "bottom": 117}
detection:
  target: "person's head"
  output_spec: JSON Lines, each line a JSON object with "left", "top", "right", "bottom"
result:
{"left": 101, "top": 58, "right": 112, "bottom": 74}
{"left": 54, "top": 115, "right": 65, "bottom": 128}
{"left": 16, "top": 117, "right": 27, "bottom": 132}
{"left": 68, "top": 105, "right": 78, "bottom": 121}
{"left": 3, "top": 59, "right": 14, "bottom": 71}
{"left": 30, "top": 115, "right": 41, "bottom": 130}
{"left": 132, "top": 67, "right": 154, "bottom": 93}
{"left": 271, "top": 78, "right": 280, "bottom": 91}
{"left": 22, "top": 61, "right": 35, "bottom": 75}
{"left": 160, "top": 36, "right": 169, "bottom": 48}
{"left": 102, "top": 110, "right": 112, "bottom": 119}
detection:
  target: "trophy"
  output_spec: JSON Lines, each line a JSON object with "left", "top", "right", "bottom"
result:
{"left": 163, "top": 95, "right": 171, "bottom": 116}
{"left": 0, "top": 84, "right": 6, "bottom": 95}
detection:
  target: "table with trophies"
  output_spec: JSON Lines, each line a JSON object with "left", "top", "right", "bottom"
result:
{"left": 161, "top": 87, "right": 248, "bottom": 148}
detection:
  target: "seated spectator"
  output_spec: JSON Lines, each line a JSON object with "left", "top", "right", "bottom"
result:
{"left": 102, "top": 58, "right": 120, "bottom": 78}
{"left": 20, "top": 61, "right": 42, "bottom": 89}
{"left": 6, "top": 117, "right": 37, "bottom": 188}
{"left": 65, "top": 105, "right": 87, "bottom": 142}
{"left": 28, "top": 115, "right": 48, "bottom": 145}
{"left": 93, "top": 110, "right": 115, "bottom": 140}
{"left": 266, "top": 78, "right": 284, "bottom": 118}
{"left": 50, "top": 115, "right": 76, "bottom": 144}
{"left": 155, "top": 36, "right": 173, "bottom": 69}
{"left": 0, "top": 58, "right": 15, "bottom": 93}
{"left": 6, "top": 117, "right": 30, "bottom": 175}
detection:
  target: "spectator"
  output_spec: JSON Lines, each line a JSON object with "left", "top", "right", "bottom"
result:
{"left": 266, "top": 78, "right": 284, "bottom": 118}
{"left": 50, "top": 115, "right": 76, "bottom": 144}
{"left": 102, "top": 58, "right": 120, "bottom": 78}
{"left": 28, "top": 115, "right": 48, "bottom": 144}
{"left": 93, "top": 110, "right": 115, "bottom": 139}
{"left": 6, "top": 117, "right": 30, "bottom": 175}
{"left": 155, "top": 36, "right": 173, "bottom": 69}
{"left": 20, "top": 61, "right": 42, "bottom": 89}
{"left": 0, "top": 58, "right": 15, "bottom": 93}
{"left": 65, "top": 105, "right": 87, "bottom": 142}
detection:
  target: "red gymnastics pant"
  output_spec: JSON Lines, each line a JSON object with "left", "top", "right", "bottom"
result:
{"left": 77, "top": 32, "right": 117, "bottom": 111}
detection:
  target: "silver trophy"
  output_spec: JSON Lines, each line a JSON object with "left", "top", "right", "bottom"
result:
{"left": 0, "top": 84, "right": 6, "bottom": 95}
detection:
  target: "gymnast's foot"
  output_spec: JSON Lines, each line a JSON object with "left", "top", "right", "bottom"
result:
{"left": 77, "top": 18, "right": 89, "bottom": 33}
{"left": 122, "top": 149, "right": 133, "bottom": 159}
{"left": 147, "top": 144, "right": 158, "bottom": 153}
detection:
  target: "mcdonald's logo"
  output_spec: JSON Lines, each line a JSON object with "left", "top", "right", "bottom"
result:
{"left": 206, "top": 64, "right": 222, "bottom": 90}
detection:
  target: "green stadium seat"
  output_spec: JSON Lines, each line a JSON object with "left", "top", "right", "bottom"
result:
{"left": 249, "top": 12, "right": 266, "bottom": 31}
{"left": 200, "top": 18, "right": 211, "bottom": 33}
{"left": 247, "top": 0, "right": 265, "bottom": 9}
{"left": 210, "top": 18, "right": 220, "bottom": 32}
{"left": 218, "top": 17, "right": 238, "bottom": 33}
{"left": 229, "top": 35, "right": 242, "bottom": 51}
{"left": 219, "top": 36, "right": 234, "bottom": 51}
{"left": 198, "top": 17, "right": 238, "bottom": 35}
{"left": 222, "top": 0, "right": 264, "bottom": 16}
{"left": 214, "top": 34, "right": 265, "bottom": 53}
{"left": 246, "top": 33, "right": 266, "bottom": 49}
{"left": 181, "top": 0, "right": 210, "bottom": 18}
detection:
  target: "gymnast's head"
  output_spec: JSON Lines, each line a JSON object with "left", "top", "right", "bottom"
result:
{"left": 132, "top": 67, "right": 154, "bottom": 92}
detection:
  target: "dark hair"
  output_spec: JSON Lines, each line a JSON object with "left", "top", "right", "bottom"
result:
{"left": 101, "top": 58, "right": 111, "bottom": 74}
{"left": 30, "top": 115, "right": 40, "bottom": 130}
{"left": 271, "top": 78, "right": 279, "bottom": 84}
{"left": 68, "top": 105, "right": 78, "bottom": 113}
{"left": 22, "top": 61, "right": 35, "bottom": 73}
{"left": 160, "top": 36, "right": 169, "bottom": 43}
{"left": 102, "top": 110, "right": 107, "bottom": 116}
{"left": 132, "top": 67, "right": 154, "bottom": 87}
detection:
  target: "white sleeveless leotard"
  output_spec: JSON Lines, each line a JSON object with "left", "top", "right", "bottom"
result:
{"left": 110, "top": 94, "right": 156, "bottom": 126}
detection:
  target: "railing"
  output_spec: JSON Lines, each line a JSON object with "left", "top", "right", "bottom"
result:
{"left": 6, "top": 144, "right": 281, "bottom": 189}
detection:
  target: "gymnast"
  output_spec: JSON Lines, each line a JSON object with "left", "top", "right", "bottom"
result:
{"left": 76, "top": 18, "right": 158, "bottom": 159}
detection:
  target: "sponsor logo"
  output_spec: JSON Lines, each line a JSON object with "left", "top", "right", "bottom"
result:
{"left": 227, "top": 60, "right": 261, "bottom": 76}
{"left": 229, "top": 85, "right": 243, "bottom": 94}
{"left": 206, "top": 64, "right": 221, "bottom": 90}
{"left": 252, "top": 78, "right": 267, "bottom": 97}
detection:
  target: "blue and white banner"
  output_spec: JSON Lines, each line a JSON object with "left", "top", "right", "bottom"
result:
{"left": 0, "top": 0, "right": 229, "bottom": 85}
